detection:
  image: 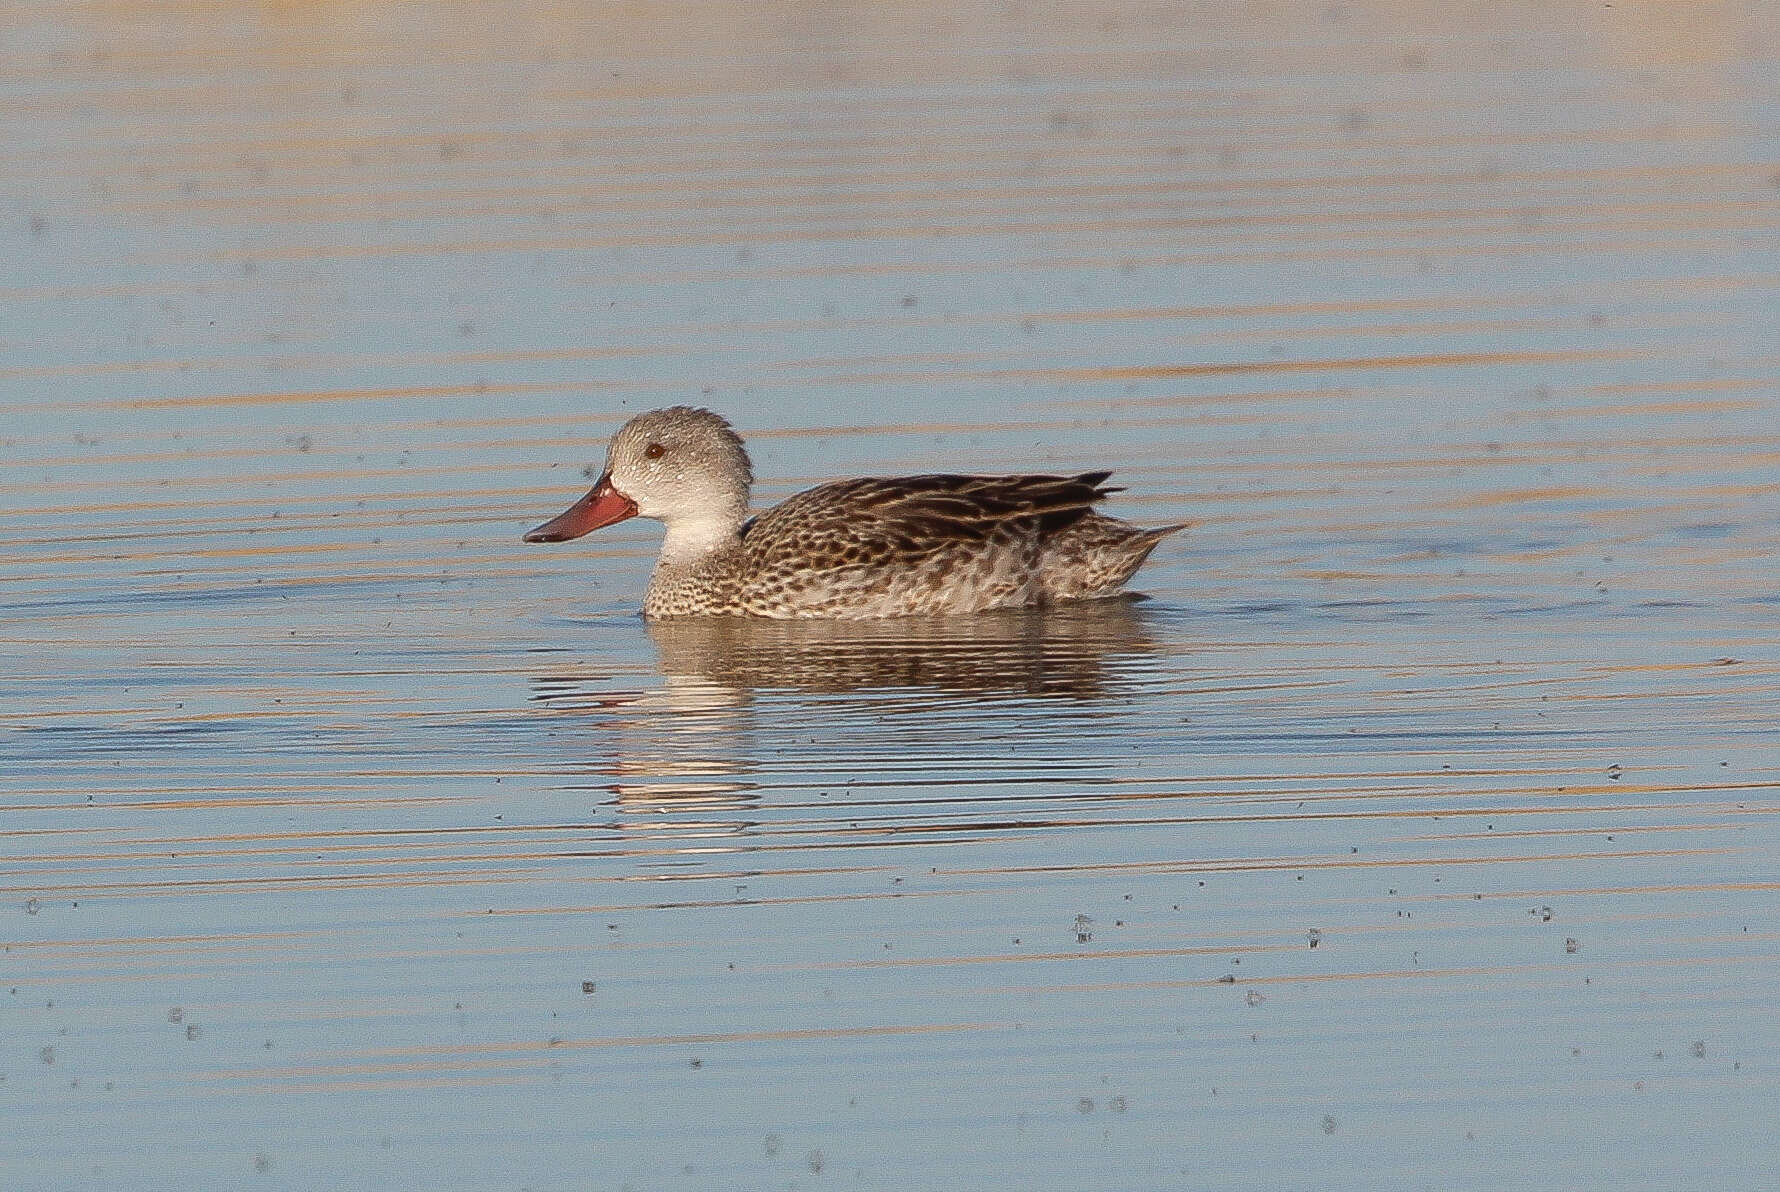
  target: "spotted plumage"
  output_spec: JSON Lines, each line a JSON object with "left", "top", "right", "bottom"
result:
{"left": 524, "top": 407, "right": 1185, "bottom": 619}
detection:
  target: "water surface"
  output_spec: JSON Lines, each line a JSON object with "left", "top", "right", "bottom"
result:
{"left": 4, "top": 1, "right": 1779, "bottom": 1188}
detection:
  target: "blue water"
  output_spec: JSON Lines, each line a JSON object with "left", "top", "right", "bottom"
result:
{"left": 4, "top": 1, "right": 1779, "bottom": 1188}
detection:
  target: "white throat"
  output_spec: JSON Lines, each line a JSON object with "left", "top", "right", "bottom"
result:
{"left": 659, "top": 513, "right": 741, "bottom": 565}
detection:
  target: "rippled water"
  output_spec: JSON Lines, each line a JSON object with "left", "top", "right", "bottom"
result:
{"left": 6, "top": 1, "right": 1780, "bottom": 1188}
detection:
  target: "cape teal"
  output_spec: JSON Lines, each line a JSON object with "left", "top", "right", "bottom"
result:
{"left": 524, "top": 407, "right": 1185, "bottom": 619}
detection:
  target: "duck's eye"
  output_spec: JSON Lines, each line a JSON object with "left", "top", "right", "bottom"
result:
{"left": 644, "top": 443, "right": 666, "bottom": 460}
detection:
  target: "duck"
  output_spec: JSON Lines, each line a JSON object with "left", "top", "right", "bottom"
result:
{"left": 523, "top": 406, "right": 1185, "bottom": 619}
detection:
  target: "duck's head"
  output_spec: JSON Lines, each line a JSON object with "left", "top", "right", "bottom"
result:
{"left": 524, "top": 406, "right": 754, "bottom": 548}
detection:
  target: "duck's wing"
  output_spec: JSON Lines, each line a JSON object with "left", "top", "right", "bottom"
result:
{"left": 742, "top": 472, "right": 1116, "bottom": 572}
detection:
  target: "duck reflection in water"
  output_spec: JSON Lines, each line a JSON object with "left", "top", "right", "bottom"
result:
{"left": 644, "top": 597, "right": 1159, "bottom": 699}
{"left": 530, "top": 600, "right": 1161, "bottom": 825}
{"left": 530, "top": 662, "right": 762, "bottom": 818}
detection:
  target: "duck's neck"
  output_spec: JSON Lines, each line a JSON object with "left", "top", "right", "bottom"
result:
{"left": 658, "top": 509, "right": 746, "bottom": 568}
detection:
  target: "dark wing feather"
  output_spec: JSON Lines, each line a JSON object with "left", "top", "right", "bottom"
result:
{"left": 743, "top": 472, "right": 1116, "bottom": 574}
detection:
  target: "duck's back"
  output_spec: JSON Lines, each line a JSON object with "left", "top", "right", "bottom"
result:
{"left": 725, "top": 472, "right": 1157, "bottom": 619}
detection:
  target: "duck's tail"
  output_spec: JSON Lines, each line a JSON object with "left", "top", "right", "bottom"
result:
{"left": 1039, "top": 514, "right": 1189, "bottom": 601}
